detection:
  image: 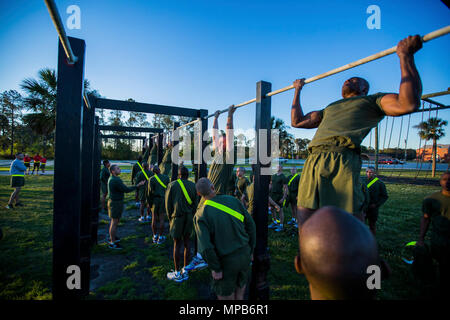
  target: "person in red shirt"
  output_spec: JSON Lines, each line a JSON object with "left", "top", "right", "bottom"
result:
{"left": 32, "top": 153, "right": 41, "bottom": 175}
{"left": 23, "top": 154, "right": 32, "bottom": 175}
{"left": 40, "top": 156, "right": 47, "bottom": 174}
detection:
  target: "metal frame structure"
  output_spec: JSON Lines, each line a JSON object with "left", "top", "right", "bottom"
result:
{"left": 46, "top": 0, "right": 449, "bottom": 300}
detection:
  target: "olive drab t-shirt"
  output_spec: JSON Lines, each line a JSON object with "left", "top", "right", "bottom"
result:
{"left": 308, "top": 93, "right": 387, "bottom": 151}
{"left": 207, "top": 148, "right": 237, "bottom": 195}
{"left": 147, "top": 173, "right": 170, "bottom": 200}
{"left": 165, "top": 178, "right": 198, "bottom": 221}
{"left": 246, "top": 183, "right": 254, "bottom": 216}
{"left": 194, "top": 195, "right": 256, "bottom": 271}
{"left": 422, "top": 192, "right": 450, "bottom": 246}
{"left": 100, "top": 166, "right": 110, "bottom": 185}
{"left": 236, "top": 176, "right": 250, "bottom": 198}
{"left": 160, "top": 147, "right": 172, "bottom": 176}
{"left": 271, "top": 173, "right": 287, "bottom": 195}
{"left": 286, "top": 173, "right": 300, "bottom": 195}
{"left": 107, "top": 175, "right": 136, "bottom": 201}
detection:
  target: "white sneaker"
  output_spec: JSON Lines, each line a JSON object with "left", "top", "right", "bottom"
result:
{"left": 167, "top": 270, "right": 188, "bottom": 283}
{"left": 138, "top": 217, "right": 146, "bottom": 222}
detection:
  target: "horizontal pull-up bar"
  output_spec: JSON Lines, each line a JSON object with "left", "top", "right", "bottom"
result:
{"left": 206, "top": 25, "right": 450, "bottom": 120}
{"left": 176, "top": 119, "right": 201, "bottom": 130}
{"left": 421, "top": 88, "right": 450, "bottom": 99}
{"left": 99, "top": 125, "right": 163, "bottom": 133}
{"left": 100, "top": 134, "right": 146, "bottom": 140}
{"left": 44, "top": 0, "right": 78, "bottom": 64}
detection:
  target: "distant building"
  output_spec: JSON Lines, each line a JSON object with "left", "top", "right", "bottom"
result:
{"left": 416, "top": 144, "right": 449, "bottom": 162}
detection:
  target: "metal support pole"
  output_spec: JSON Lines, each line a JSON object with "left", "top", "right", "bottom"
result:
{"left": 91, "top": 116, "right": 101, "bottom": 245}
{"left": 198, "top": 110, "right": 209, "bottom": 180}
{"left": 80, "top": 96, "right": 95, "bottom": 295}
{"left": 249, "top": 81, "right": 271, "bottom": 300}
{"left": 171, "top": 122, "right": 180, "bottom": 182}
{"left": 157, "top": 133, "right": 164, "bottom": 166}
{"left": 53, "top": 37, "right": 85, "bottom": 299}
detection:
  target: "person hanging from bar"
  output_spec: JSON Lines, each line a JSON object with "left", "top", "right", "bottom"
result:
{"left": 291, "top": 35, "right": 423, "bottom": 226}
{"left": 131, "top": 155, "right": 144, "bottom": 206}
{"left": 135, "top": 162, "right": 153, "bottom": 223}
{"left": 6, "top": 153, "right": 27, "bottom": 209}
{"left": 160, "top": 140, "right": 173, "bottom": 177}
{"left": 165, "top": 166, "right": 199, "bottom": 283}
{"left": 147, "top": 165, "right": 170, "bottom": 245}
{"left": 194, "top": 177, "right": 256, "bottom": 300}
{"left": 107, "top": 164, "right": 145, "bottom": 250}
{"left": 363, "top": 166, "right": 388, "bottom": 235}
{"left": 184, "top": 105, "right": 237, "bottom": 273}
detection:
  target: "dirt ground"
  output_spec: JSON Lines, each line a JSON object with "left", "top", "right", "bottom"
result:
{"left": 89, "top": 201, "right": 215, "bottom": 300}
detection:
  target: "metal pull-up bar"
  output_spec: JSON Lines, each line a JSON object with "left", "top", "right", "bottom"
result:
{"left": 44, "top": 0, "right": 78, "bottom": 64}
{"left": 205, "top": 25, "right": 450, "bottom": 119}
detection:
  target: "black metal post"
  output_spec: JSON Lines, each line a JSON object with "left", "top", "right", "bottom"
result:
{"left": 157, "top": 133, "right": 164, "bottom": 166}
{"left": 249, "top": 80, "right": 271, "bottom": 300}
{"left": 53, "top": 36, "right": 85, "bottom": 299}
{"left": 198, "top": 110, "right": 209, "bottom": 180}
{"left": 91, "top": 116, "right": 101, "bottom": 245}
{"left": 80, "top": 97, "right": 94, "bottom": 295}
{"left": 171, "top": 122, "right": 180, "bottom": 182}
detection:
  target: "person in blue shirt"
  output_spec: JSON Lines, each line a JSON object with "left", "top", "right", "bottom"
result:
{"left": 6, "top": 152, "right": 27, "bottom": 209}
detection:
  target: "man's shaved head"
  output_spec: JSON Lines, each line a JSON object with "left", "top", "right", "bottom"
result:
{"left": 296, "top": 206, "right": 379, "bottom": 300}
{"left": 342, "top": 77, "right": 370, "bottom": 98}
{"left": 196, "top": 177, "right": 214, "bottom": 197}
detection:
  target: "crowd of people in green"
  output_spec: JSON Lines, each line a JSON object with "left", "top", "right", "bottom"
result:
{"left": 5, "top": 35, "right": 449, "bottom": 300}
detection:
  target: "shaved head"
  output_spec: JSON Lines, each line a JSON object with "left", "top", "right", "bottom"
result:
{"left": 342, "top": 77, "right": 370, "bottom": 98}
{"left": 196, "top": 177, "right": 214, "bottom": 197}
{"left": 297, "top": 206, "right": 379, "bottom": 300}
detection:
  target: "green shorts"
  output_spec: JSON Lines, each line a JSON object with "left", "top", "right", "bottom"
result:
{"left": 11, "top": 176, "right": 25, "bottom": 188}
{"left": 25, "top": 163, "right": 30, "bottom": 168}
{"left": 288, "top": 192, "right": 297, "bottom": 207}
{"left": 137, "top": 186, "right": 147, "bottom": 202}
{"left": 365, "top": 206, "right": 379, "bottom": 222}
{"left": 298, "top": 148, "right": 364, "bottom": 214}
{"left": 151, "top": 197, "right": 165, "bottom": 216}
{"left": 213, "top": 246, "right": 252, "bottom": 297}
{"left": 33, "top": 163, "right": 40, "bottom": 169}
{"left": 169, "top": 213, "right": 193, "bottom": 239}
{"left": 101, "top": 182, "right": 108, "bottom": 195}
{"left": 270, "top": 193, "right": 283, "bottom": 206}
{"left": 108, "top": 199, "right": 124, "bottom": 219}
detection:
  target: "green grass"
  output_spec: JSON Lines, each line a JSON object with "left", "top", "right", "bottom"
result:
{"left": 0, "top": 170, "right": 443, "bottom": 300}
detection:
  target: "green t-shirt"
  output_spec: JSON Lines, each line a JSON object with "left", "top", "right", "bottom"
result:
{"left": 100, "top": 166, "right": 110, "bottom": 185}
{"left": 308, "top": 93, "right": 386, "bottom": 151}
{"left": 131, "top": 161, "right": 142, "bottom": 183}
{"left": 286, "top": 173, "right": 300, "bottom": 195}
{"left": 422, "top": 191, "right": 450, "bottom": 245}
{"left": 365, "top": 177, "right": 388, "bottom": 207}
{"left": 207, "top": 148, "right": 237, "bottom": 195}
{"left": 165, "top": 178, "right": 198, "bottom": 220}
{"left": 147, "top": 173, "right": 170, "bottom": 200}
{"left": 236, "top": 176, "right": 250, "bottom": 198}
{"left": 271, "top": 173, "right": 287, "bottom": 195}
{"left": 160, "top": 147, "right": 172, "bottom": 176}
{"left": 107, "top": 175, "right": 136, "bottom": 201}
{"left": 194, "top": 195, "right": 256, "bottom": 271}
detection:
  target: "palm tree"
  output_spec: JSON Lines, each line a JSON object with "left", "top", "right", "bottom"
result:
{"left": 21, "top": 68, "right": 94, "bottom": 154}
{"left": 414, "top": 117, "right": 447, "bottom": 177}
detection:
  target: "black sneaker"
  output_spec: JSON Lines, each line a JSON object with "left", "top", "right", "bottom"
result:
{"left": 108, "top": 242, "right": 123, "bottom": 250}
{"left": 5, "top": 204, "right": 13, "bottom": 209}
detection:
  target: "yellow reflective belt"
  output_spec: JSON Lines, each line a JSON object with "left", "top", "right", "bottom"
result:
{"left": 12, "top": 174, "right": 25, "bottom": 177}
{"left": 177, "top": 179, "right": 192, "bottom": 205}
{"left": 136, "top": 161, "right": 149, "bottom": 181}
{"left": 154, "top": 174, "right": 167, "bottom": 189}
{"left": 367, "top": 177, "right": 379, "bottom": 189}
{"left": 288, "top": 173, "right": 298, "bottom": 186}
{"left": 205, "top": 200, "right": 244, "bottom": 223}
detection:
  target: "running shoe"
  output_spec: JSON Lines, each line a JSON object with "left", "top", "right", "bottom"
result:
{"left": 268, "top": 221, "right": 278, "bottom": 229}
{"left": 157, "top": 235, "right": 166, "bottom": 244}
{"left": 183, "top": 256, "right": 208, "bottom": 272}
{"left": 274, "top": 224, "right": 284, "bottom": 232}
{"left": 145, "top": 215, "right": 151, "bottom": 221}
{"left": 152, "top": 234, "right": 159, "bottom": 243}
{"left": 5, "top": 204, "right": 13, "bottom": 209}
{"left": 287, "top": 218, "right": 295, "bottom": 225}
{"left": 167, "top": 270, "right": 189, "bottom": 283}
{"left": 108, "top": 242, "right": 123, "bottom": 250}
{"left": 138, "top": 216, "right": 146, "bottom": 222}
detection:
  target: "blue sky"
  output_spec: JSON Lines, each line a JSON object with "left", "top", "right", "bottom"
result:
{"left": 0, "top": 0, "right": 449, "bottom": 149}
